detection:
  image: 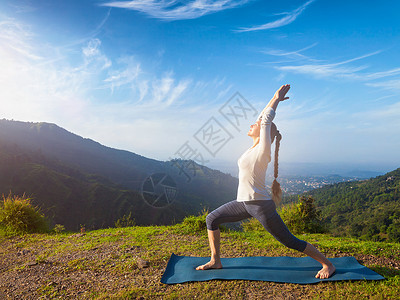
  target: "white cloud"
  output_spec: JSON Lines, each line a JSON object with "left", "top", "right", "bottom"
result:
{"left": 150, "top": 72, "right": 192, "bottom": 106}
{"left": 0, "top": 19, "right": 41, "bottom": 61}
{"left": 82, "top": 38, "right": 112, "bottom": 70}
{"left": 103, "top": 58, "right": 141, "bottom": 93}
{"left": 236, "top": 0, "right": 316, "bottom": 32}
{"left": 165, "top": 78, "right": 192, "bottom": 106}
{"left": 364, "top": 68, "right": 400, "bottom": 80}
{"left": 273, "top": 50, "right": 400, "bottom": 91}
{"left": 261, "top": 43, "right": 319, "bottom": 62}
{"left": 276, "top": 63, "right": 367, "bottom": 79}
{"left": 83, "top": 38, "right": 102, "bottom": 57}
{"left": 366, "top": 79, "right": 400, "bottom": 91}
{"left": 216, "top": 84, "right": 233, "bottom": 100}
{"left": 101, "top": 0, "right": 249, "bottom": 20}
{"left": 54, "top": 9, "right": 111, "bottom": 49}
{"left": 274, "top": 51, "right": 382, "bottom": 79}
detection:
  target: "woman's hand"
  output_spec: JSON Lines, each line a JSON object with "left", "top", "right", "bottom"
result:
{"left": 273, "top": 84, "right": 290, "bottom": 102}
{"left": 256, "top": 84, "right": 292, "bottom": 118}
{"left": 263, "top": 84, "right": 291, "bottom": 112}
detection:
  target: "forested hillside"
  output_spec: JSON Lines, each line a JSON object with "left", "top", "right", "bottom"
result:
{"left": 0, "top": 143, "right": 185, "bottom": 230}
{"left": 289, "top": 168, "right": 400, "bottom": 242}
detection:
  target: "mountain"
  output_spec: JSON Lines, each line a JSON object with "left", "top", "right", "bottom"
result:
{"left": 290, "top": 168, "right": 400, "bottom": 242}
{"left": 0, "top": 119, "right": 238, "bottom": 230}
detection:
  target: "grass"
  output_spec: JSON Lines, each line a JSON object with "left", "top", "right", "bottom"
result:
{"left": 1, "top": 220, "right": 399, "bottom": 299}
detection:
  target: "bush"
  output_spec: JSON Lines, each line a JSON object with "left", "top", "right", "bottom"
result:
{"left": 115, "top": 212, "right": 136, "bottom": 228}
{"left": 180, "top": 209, "right": 208, "bottom": 234}
{"left": 53, "top": 224, "right": 65, "bottom": 234}
{"left": 0, "top": 194, "right": 48, "bottom": 233}
{"left": 280, "top": 196, "right": 325, "bottom": 234}
{"left": 279, "top": 202, "right": 304, "bottom": 234}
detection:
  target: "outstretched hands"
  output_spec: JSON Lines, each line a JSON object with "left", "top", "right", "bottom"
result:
{"left": 273, "top": 84, "right": 290, "bottom": 102}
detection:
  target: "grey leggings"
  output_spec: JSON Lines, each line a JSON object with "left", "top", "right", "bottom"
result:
{"left": 206, "top": 200, "right": 307, "bottom": 252}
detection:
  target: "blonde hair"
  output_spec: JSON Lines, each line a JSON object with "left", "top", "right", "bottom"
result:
{"left": 270, "top": 122, "right": 282, "bottom": 204}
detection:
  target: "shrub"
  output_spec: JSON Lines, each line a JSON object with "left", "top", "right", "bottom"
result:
{"left": 279, "top": 202, "right": 304, "bottom": 234}
{"left": 180, "top": 209, "right": 208, "bottom": 234}
{"left": 178, "top": 208, "right": 229, "bottom": 234}
{"left": 280, "top": 196, "right": 325, "bottom": 234}
{"left": 0, "top": 194, "right": 48, "bottom": 233}
{"left": 53, "top": 224, "right": 65, "bottom": 234}
{"left": 115, "top": 212, "right": 136, "bottom": 228}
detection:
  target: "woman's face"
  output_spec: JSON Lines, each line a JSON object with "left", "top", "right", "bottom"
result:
{"left": 247, "top": 120, "right": 261, "bottom": 137}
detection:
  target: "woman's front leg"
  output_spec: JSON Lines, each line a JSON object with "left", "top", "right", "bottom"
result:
{"left": 195, "top": 229, "right": 223, "bottom": 270}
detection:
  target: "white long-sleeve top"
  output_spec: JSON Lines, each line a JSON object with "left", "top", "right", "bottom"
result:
{"left": 236, "top": 107, "right": 275, "bottom": 201}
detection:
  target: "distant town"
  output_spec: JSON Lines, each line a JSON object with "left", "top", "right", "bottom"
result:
{"left": 266, "top": 174, "right": 366, "bottom": 195}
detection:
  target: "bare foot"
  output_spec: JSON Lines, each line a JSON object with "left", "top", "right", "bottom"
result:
{"left": 315, "top": 263, "right": 336, "bottom": 279}
{"left": 195, "top": 260, "right": 222, "bottom": 270}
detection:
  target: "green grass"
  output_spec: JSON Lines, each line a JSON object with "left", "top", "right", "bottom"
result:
{"left": 1, "top": 219, "right": 399, "bottom": 299}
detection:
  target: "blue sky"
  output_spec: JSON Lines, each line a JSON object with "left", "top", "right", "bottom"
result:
{"left": 1, "top": 0, "right": 399, "bottom": 175}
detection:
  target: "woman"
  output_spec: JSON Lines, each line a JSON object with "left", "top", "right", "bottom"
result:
{"left": 196, "top": 84, "right": 335, "bottom": 279}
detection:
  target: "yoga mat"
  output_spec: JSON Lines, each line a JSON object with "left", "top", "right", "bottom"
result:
{"left": 161, "top": 253, "right": 385, "bottom": 284}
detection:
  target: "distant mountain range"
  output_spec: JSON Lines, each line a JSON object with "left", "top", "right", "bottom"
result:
{"left": 0, "top": 119, "right": 238, "bottom": 230}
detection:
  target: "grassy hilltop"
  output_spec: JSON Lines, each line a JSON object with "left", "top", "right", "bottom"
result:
{"left": 1, "top": 219, "right": 399, "bottom": 299}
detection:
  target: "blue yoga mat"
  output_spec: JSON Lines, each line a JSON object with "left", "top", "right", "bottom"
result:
{"left": 161, "top": 253, "right": 385, "bottom": 284}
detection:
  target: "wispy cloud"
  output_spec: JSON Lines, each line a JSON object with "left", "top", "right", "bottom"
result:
{"left": 271, "top": 48, "right": 400, "bottom": 93}
{"left": 100, "top": 54, "right": 194, "bottom": 107}
{"left": 56, "top": 8, "right": 111, "bottom": 49}
{"left": 274, "top": 51, "right": 387, "bottom": 80}
{"left": 0, "top": 19, "right": 42, "bottom": 61}
{"left": 151, "top": 72, "right": 192, "bottom": 106}
{"left": 236, "top": 0, "right": 316, "bottom": 32}
{"left": 262, "top": 43, "right": 317, "bottom": 59}
{"left": 101, "top": 0, "right": 249, "bottom": 20}
{"left": 364, "top": 68, "right": 400, "bottom": 80}
{"left": 260, "top": 43, "right": 321, "bottom": 65}
{"left": 277, "top": 63, "right": 367, "bottom": 79}
{"left": 103, "top": 56, "right": 141, "bottom": 94}
{"left": 82, "top": 38, "right": 112, "bottom": 70}
{"left": 366, "top": 79, "right": 400, "bottom": 91}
